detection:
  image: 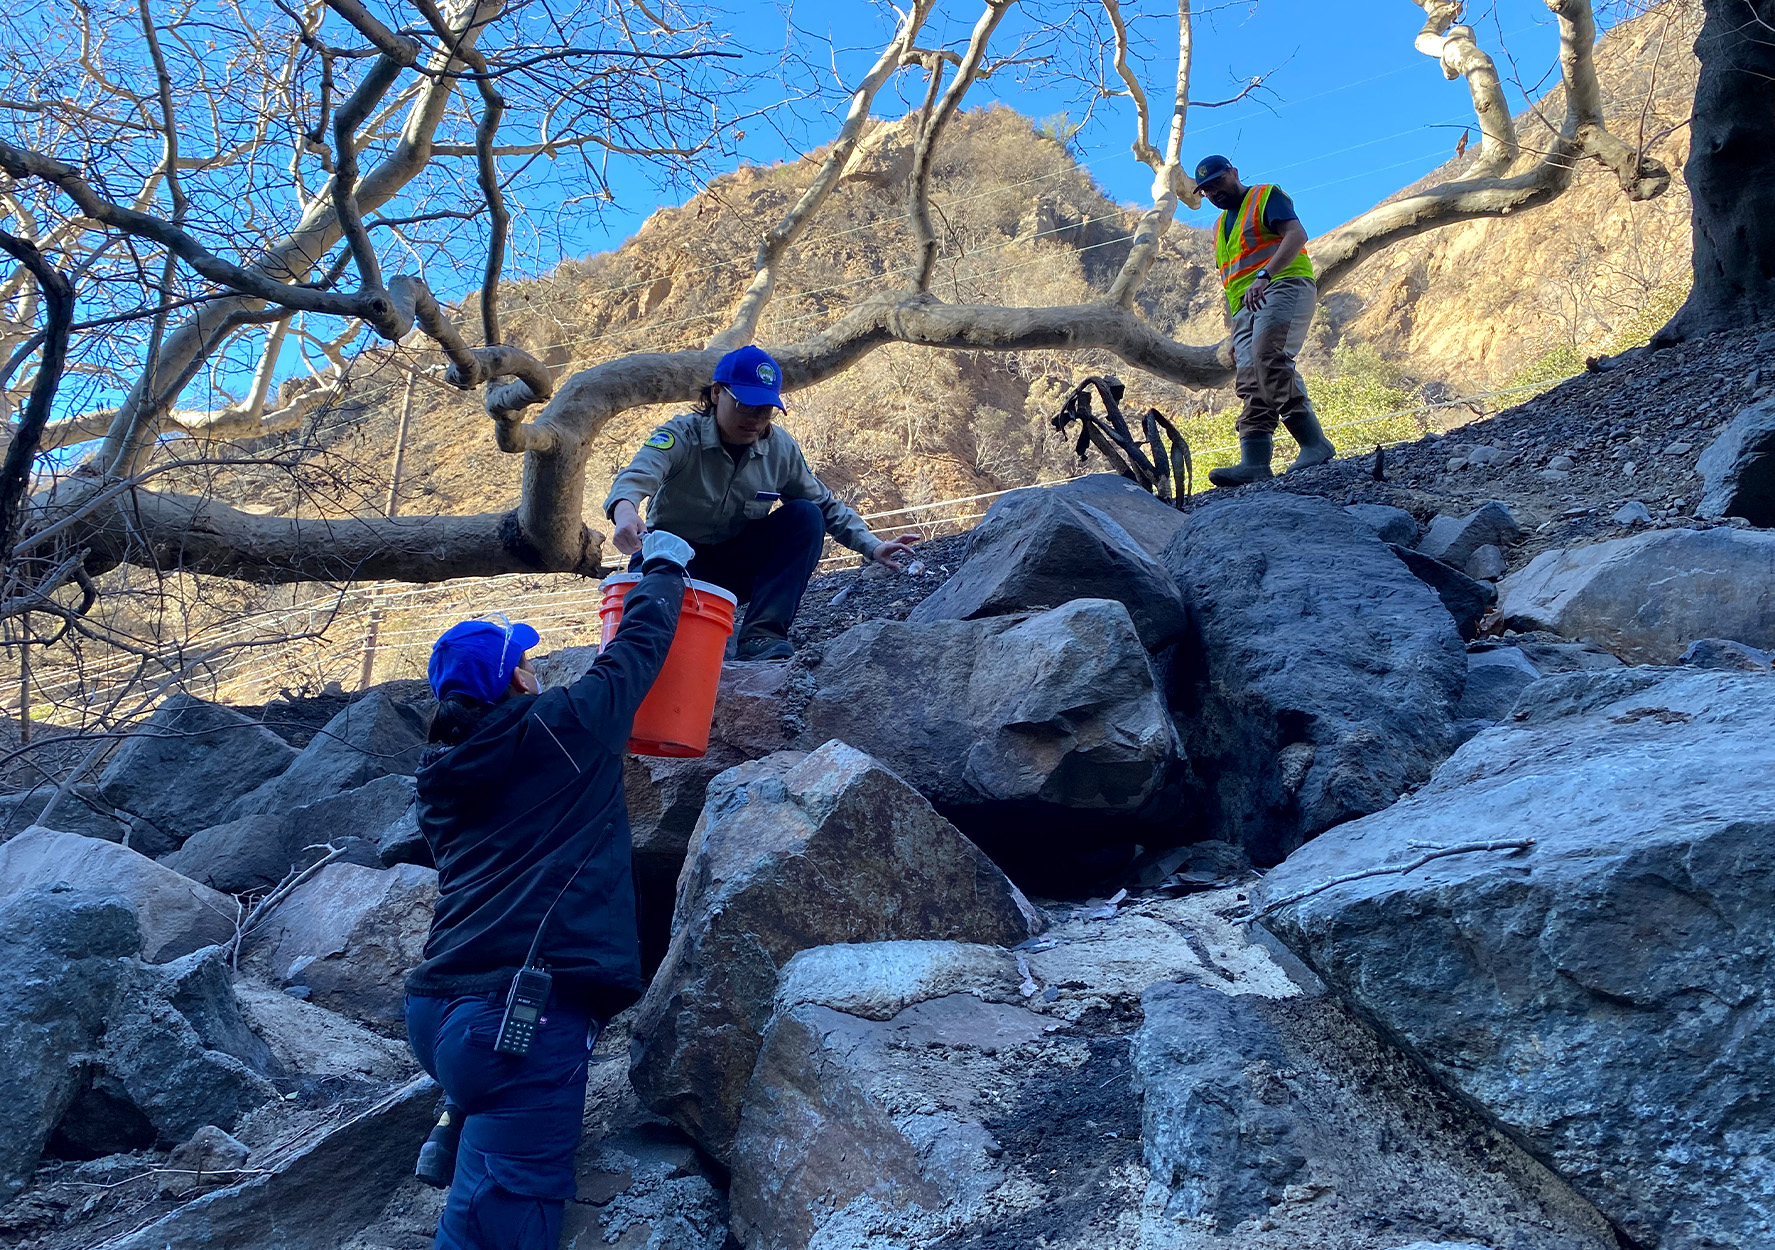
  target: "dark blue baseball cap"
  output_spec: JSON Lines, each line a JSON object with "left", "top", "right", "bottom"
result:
{"left": 712, "top": 345, "right": 785, "bottom": 410}
{"left": 428, "top": 616, "right": 541, "bottom": 704}
{"left": 1194, "top": 155, "right": 1234, "bottom": 187}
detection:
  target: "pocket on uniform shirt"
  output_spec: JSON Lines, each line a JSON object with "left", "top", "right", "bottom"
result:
{"left": 742, "top": 499, "right": 773, "bottom": 520}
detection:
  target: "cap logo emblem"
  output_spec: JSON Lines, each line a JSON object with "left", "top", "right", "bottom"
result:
{"left": 756, "top": 363, "right": 777, "bottom": 384}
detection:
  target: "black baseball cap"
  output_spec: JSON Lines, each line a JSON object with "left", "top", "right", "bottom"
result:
{"left": 1194, "top": 155, "right": 1234, "bottom": 186}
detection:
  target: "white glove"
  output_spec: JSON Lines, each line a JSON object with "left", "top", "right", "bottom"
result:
{"left": 640, "top": 529, "right": 694, "bottom": 572}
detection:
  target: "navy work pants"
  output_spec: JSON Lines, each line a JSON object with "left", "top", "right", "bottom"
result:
{"left": 633, "top": 498, "right": 826, "bottom": 642}
{"left": 405, "top": 993, "right": 596, "bottom": 1250}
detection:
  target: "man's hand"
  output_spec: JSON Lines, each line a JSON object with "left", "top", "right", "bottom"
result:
{"left": 871, "top": 533, "right": 922, "bottom": 570}
{"left": 1244, "top": 276, "right": 1272, "bottom": 310}
{"left": 611, "top": 499, "right": 646, "bottom": 556}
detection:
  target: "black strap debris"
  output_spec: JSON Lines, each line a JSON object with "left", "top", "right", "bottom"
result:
{"left": 1049, "top": 376, "right": 1193, "bottom": 508}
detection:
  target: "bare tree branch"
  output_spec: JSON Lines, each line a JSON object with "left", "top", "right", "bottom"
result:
{"left": 707, "top": 0, "right": 938, "bottom": 351}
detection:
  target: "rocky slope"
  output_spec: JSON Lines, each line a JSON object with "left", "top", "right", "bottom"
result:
{"left": 3, "top": 309, "right": 1773, "bottom": 1248}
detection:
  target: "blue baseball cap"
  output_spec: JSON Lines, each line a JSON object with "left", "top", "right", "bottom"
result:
{"left": 428, "top": 616, "right": 541, "bottom": 704}
{"left": 712, "top": 345, "right": 785, "bottom": 410}
{"left": 1194, "top": 154, "right": 1234, "bottom": 186}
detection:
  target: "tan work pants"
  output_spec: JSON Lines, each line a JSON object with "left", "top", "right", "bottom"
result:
{"left": 1232, "top": 276, "right": 1317, "bottom": 438}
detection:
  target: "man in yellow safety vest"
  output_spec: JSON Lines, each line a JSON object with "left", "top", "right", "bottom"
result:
{"left": 1195, "top": 155, "right": 1337, "bottom": 487}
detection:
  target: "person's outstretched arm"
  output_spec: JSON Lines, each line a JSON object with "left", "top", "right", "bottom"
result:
{"left": 550, "top": 546, "right": 688, "bottom": 754}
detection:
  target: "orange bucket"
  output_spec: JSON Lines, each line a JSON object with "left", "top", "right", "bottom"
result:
{"left": 599, "top": 574, "right": 738, "bottom": 757}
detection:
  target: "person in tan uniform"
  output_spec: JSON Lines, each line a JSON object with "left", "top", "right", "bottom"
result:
{"left": 604, "top": 345, "right": 918, "bottom": 661}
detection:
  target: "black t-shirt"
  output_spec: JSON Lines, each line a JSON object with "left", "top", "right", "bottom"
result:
{"left": 721, "top": 441, "right": 748, "bottom": 466}
{"left": 1222, "top": 187, "right": 1301, "bottom": 239}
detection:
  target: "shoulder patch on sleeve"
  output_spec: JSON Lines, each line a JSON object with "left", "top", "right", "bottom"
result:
{"left": 644, "top": 428, "right": 676, "bottom": 450}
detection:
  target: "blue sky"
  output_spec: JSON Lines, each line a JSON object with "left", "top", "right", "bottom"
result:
{"left": 549, "top": 0, "right": 1578, "bottom": 263}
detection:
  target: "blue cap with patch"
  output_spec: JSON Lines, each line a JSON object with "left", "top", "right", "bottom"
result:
{"left": 428, "top": 616, "right": 541, "bottom": 704}
{"left": 712, "top": 344, "right": 785, "bottom": 410}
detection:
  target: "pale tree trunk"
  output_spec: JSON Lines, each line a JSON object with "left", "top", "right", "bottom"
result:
{"left": 1657, "top": 0, "right": 1775, "bottom": 341}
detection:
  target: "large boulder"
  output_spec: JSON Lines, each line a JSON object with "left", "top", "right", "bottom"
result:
{"left": 726, "top": 897, "right": 1617, "bottom": 1250}
{"left": 0, "top": 827, "right": 235, "bottom": 961}
{"left": 65, "top": 947, "right": 278, "bottom": 1150}
{"left": 161, "top": 813, "right": 297, "bottom": 893}
{"left": 1259, "top": 667, "right": 1775, "bottom": 1250}
{"left": 0, "top": 887, "right": 139, "bottom": 1201}
{"left": 232, "top": 979, "right": 417, "bottom": 1082}
{"left": 908, "top": 486, "right": 1189, "bottom": 651}
{"left": 802, "top": 599, "right": 1181, "bottom": 836}
{"left": 1497, "top": 526, "right": 1775, "bottom": 663}
{"left": 98, "top": 693, "right": 299, "bottom": 854}
{"left": 0, "top": 784, "right": 127, "bottom": 844}
{"left": 1696, "top": 399, "right": 1775, "bottom": 525}
{"left": 628, "top": 741, "right": 1043, "bottom": 1163}
{"left": 243, "top": 861, "right": 437, "bottom": 1032}
{"left": 97, "top": 1075, "right": 439, "bottom": 1250}
{"left": 1163, "top": 494, "right": 1466, "bottom": 864}
{"left": 226, "top": 690, "right": 427, "bottom": 821}
{"left": 1045, "top": 473, "right": 1188, "bottom": 558}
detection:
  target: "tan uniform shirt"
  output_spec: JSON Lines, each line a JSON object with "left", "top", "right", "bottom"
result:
{"left": 602, "top": 412, "right": 881, "bottom": 557}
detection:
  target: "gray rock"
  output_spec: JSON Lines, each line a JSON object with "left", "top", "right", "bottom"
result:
{"left": 1498, "top": 527, "right": 1775, "bottom": 663}
{"left": 0, "top": 887, "right": 140, "bottom": 1201}
{"left": 1465, "top": 444, "right": 1508, "bottom": 467}
{"left": 1464, "top": 542, "right": 1508, "bottom": 581}
{"left": 1047, "top": 473, "right": 1188, "bottom": 559}
{"left": 159, "top": 1125, "right": 251, "bottom": 1198}
{"left": 803, "top": 599, "right": 1180, "bottom": 822}
{"left": 729, "top": 922, "right": 1617, "bottom": 1250}
{"left": 1457, "top": 647, "right": 1543, "bottom": 722}
{"left": 376, "top": 803, "right": 429, "bottom": 867}
{"left": 1611, "top": 500, "right": 1654, "bottom": 527}
{"left": 232, "top": 979, "right": 417, "bottom": 1082}
{"left": 1679, "top": 637, "right": 1773, "bottom": 671}
{"left": 732, "top": 991, "right": 1049, "bottom": 1250}
{"left": 161, "top": 813, "right": 295, "bottom": 893}
{"left": 628, "top": 741, "right": 1043, "bottom": 1163}
{"left": 1511, "top": 636, "right": 1623, "bottom": 673}
{"left": 1547, "top": 455, "right": 1576, "bottom": 472}
{"left": 98, "top": 693, "right": 299, "bottom": 853}
{"left": 281, "top": 772, "right": 417, "bottom": 868}
{"left": 1133, "top": 984, "right": 1306, "bottom": 1229}
{"left": 1163, "top": 495, "right": 1466, "bottom": 864}
{"left": 1259, "top": 667, "right": 1775, "bottom": 1250}
{"left": 1696, "top": 399, "right": 1775, "bottom": 525}
{"left": 0, "top": 827, "right": 235, "bottom": 962}
{"left": 1342, "top": 503, "right": 1419, "bottom": 546}
{"left": 909, "top": 487, "right": 1189, "bottom": 651}
{"left": 1390, "top": 544, "right": 1499, "bottom": 640}
{"left": 1417, "top": 501, "right": 1523, "bottom": 569}
{"left": 0, "top": 784, "right": 127, "bottom": 845}
{"left": 97, "top": 1075, "right": 438, "bottom": 1250}
{"left": 58, "top": 947, "right": 278, "bottom": 1153}
{"left": 243, "top": 861, "right": 437, "bottom": 1032}
{"left": 226, "top": 690, "right": 427, "bottom": 822}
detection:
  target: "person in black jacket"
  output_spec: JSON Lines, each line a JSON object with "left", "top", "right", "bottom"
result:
{"left": 403, "top": 530, "right": 692, "bottom": 1250}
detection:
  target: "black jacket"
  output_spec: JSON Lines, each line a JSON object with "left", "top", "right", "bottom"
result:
{"left": 404, "top": 567, "right": 684, "bottom": 1020}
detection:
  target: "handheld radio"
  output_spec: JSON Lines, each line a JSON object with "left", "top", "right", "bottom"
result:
{"left": 494, "top": 967, "right": 554, "bottom": 1057}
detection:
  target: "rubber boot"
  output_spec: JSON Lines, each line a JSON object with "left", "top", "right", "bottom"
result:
{"left": 1207, "top": 436, "right": 1275, "bottom": 487}
{"left": 1283, "top": 410, "right": 1336, "bottom": 471}
{"left": 415, "top": 1103, "right": 463, "bottom": 1189}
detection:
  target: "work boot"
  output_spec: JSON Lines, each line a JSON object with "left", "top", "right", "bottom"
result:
{"left": 735, "top": 635, "right": 794, "bottom": 662}
{"left": 415, "top": 1104, "right": 463, "bottom": 1190}
{"left": 1282, "top": 411, "right": 1337, "bottom": 471}
{"left": 1207, "top": 436, "right": 1275, "bottom": 488}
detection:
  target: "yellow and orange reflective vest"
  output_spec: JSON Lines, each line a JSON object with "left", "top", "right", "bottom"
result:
{"left": 1214, "top": 183, "right": 1314, "bottom": 315}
